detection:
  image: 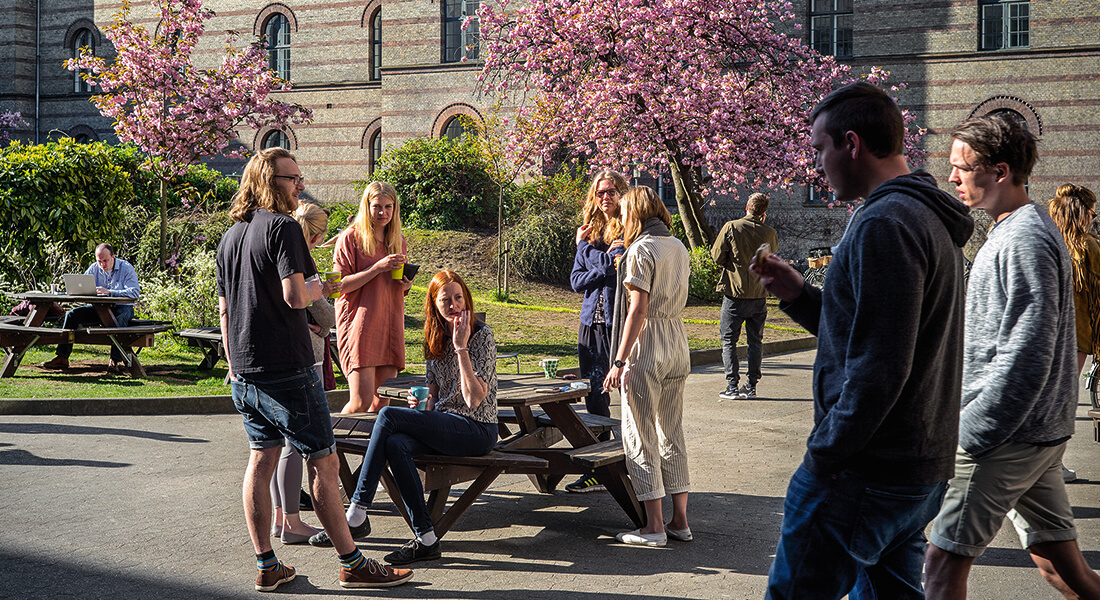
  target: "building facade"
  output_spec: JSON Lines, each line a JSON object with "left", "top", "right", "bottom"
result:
{"left": 2, "top": 0, "right": 1099, "bottom": 256}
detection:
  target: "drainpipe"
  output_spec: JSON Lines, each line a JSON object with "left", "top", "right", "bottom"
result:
{"left": 35, "top": 0, "right": 41, "bottom": 143}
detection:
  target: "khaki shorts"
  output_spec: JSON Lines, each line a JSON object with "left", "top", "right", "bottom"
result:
{"left": 929, "top": 441, "right": 1077, "bottom": 557}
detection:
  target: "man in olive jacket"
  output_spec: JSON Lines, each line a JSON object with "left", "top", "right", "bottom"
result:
{"left": 711, "top": 193, "right": 778, "bottom": 399}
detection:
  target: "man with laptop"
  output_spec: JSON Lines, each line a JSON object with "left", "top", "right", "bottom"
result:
{"left": 41, "top": 243, "right": 140, "bottom": 374}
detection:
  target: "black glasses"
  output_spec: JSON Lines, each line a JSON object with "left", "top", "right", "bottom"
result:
{"left": 275, "top": 175, "right": 304, "bottom": 185}
{"left": 595, "top": 189, "right": 619, "bottom": 198}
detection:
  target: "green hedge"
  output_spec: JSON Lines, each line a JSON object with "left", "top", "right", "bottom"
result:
{"left": 0, "top": 139, "right": 130, "bottom": 286}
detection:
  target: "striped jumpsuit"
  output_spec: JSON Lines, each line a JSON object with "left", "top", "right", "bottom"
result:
{"left": 620, "top": 233, "right": 691, "bottom": 502}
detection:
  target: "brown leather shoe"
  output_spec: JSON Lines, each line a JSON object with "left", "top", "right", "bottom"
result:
{"left": 339, "top": 558, "right": 412, "bottom": 588}
{"left": 255, "top": 562, "right": 295, "bottom": 592}
{"left": 41, "top": 356, "right": 69, "bottom": 370}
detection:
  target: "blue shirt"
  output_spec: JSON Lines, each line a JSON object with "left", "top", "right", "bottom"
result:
{"left": 85, "top": 257, "right": 140, "bottom": 303}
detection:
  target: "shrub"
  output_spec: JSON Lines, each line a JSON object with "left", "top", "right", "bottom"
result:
{"left": 134, "top": 211, "right": 232, "bottom": 276}
{"left": 363, "top": 135, "right": 500, "bottom": 230}
{"left": 505, "top": 201, "right": 580, "bottom": 285}
{"left": 139, "top": 249, "right": 220, "bottom": 342}
{"left": 0, "top": 139, "right": 131, "bottom": 284}
{"left": 687, "top": 246, "right": 722, "bottom": 304}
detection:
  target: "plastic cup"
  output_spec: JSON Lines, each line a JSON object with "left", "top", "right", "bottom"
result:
{"left": 323, "top": 272, "right": 342, "bottom": 299}
{"left": 539, "top": 359, "right": 559, "bottom": 379}
{"left": 410, "top": 386, "right": 430, "bottom": 410}
{"left": 50, "top": 283, "right": 62, "bottom": 294}
{"left": 391, "top": 264, "right": 404, "bottom": 280}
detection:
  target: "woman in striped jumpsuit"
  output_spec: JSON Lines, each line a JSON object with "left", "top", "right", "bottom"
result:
{"left": 604, "top": 186, "right": 692, "bottom": 547}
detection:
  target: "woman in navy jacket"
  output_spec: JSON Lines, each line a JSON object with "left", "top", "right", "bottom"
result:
{"left": 565, "top": 169, "right": 629, "bottom": 493}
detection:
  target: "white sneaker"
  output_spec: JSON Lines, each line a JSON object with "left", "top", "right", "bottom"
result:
{"left": 1062, "top": 464, "right": 1078, "bottom": 483}
{"left": 616, "top": 529, "right": 666, "bottom": 547}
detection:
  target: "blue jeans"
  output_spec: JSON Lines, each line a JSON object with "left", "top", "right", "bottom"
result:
{"left": 351, "top": 406, "right": 498, "bottom": 537}
{"left": 56, "top": 304, "right": 135, "bottom": 362}
{"left": 765, "top": 464, "right": 947, "bottom": 600}
{"left": 231, "top": 367, "right": 336, "bottom": 460}
{"left": 720, "top": 296, "right": 766, "bottom": 387}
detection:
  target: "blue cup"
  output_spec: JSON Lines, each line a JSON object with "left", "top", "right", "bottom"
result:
{"left": 410, "top": 386, "right": 430, "bottom": 410}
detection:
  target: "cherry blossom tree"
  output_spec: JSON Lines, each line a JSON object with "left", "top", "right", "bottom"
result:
{"left": 479, "top": 0, "right": 924, "bottom": 249}
{"left": 66, "top": 0, "right": 312, "bottom": 263}
{"left": 0, "top": 111, "right": 28, "bottom": 145}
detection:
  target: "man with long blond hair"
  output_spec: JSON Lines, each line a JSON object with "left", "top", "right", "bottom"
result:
{"left": 217, "top": 148, "right": 411, "bottom": 591}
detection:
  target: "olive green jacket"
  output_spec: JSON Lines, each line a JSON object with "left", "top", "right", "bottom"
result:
{"left": 710, "top": 215, "right": 778, "bottom": 299}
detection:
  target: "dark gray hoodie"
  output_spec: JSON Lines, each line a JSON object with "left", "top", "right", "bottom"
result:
{"left": 782, "top": 170, "right": 974, "bottom": 485}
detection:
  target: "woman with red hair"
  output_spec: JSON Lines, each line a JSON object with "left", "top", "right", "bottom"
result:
{"left": 309, "top": 270, "right": 499, "bottom": 565}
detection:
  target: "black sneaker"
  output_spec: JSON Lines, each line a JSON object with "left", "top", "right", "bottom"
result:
{"left": 299, "top": 489, "right": 314, "bottom": 512}
{"left": 565, "top": 474, "right": 606, "bottom": 493}
{"left": 718, "top": 384, "right": 740, "bottom": 400}
{"left": 308, "top": 517, "right": 371, "bottom": 548}
{"left": 384, "top": 538, "right": 442, "bottom": 565}
{"left": 738, "top": 384, "right": 757, "bottom": 399}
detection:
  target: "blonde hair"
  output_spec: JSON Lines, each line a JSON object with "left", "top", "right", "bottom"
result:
{"left": 293, "top": 201, "right": 330, "bottom": 242}
{"left": 230, "top": 147, "right": 299, "bottom": 221}
{"left": 1049, "top": 183, "right": 1098, "bottom": 288}
{"left": 351, "top": 181, "right": 403, "bottom": 256}
{"left": 581, "top": 170, "right": 627, "bottom": 245}
{"left": 621, "top": 186, "right": 672, "bottom": 247}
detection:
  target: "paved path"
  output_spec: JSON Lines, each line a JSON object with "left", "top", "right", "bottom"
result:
{"left": 1, "top": 348, "right": 1097, "bottom": 599}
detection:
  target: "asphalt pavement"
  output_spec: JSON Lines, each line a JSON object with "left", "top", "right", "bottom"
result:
{"left": 1, "top": 348, "right": 1097, "bottom": 599}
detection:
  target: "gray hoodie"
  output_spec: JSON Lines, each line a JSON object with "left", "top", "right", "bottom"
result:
{"left": 782, "top": 170, "right": 974, "bottom": 485}
{"left": 960, "top": 203, "right": 1077, "bottom": 455}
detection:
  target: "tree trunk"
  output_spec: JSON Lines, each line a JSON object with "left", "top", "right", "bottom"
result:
{"left": 159, "top": 178, "right": 168, "bottom": 266}
{"left": 667, "top": 157, "right": 714, "bottom": 251}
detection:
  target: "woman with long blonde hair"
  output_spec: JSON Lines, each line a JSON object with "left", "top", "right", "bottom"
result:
{"left": 565, "top": 169, "right": 628, "bottom": 493}
{"left": 1049, "top": 183, "right": 1100, "bottom": 373}
{"left": 604, "top": 186, "right": 692, "bottom": 546}
{"left": 310, "top": 270, "right": 498, "bottom": 566}
{"left": 334, "top": 181, "right": 414, "bottom": 413}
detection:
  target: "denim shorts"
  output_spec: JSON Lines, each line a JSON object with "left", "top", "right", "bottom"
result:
{"left": 930, "top": 442, "right": 1076, "bottom": 556}
{"left": 231, "top": 367, "right": 336, "bottom": 460}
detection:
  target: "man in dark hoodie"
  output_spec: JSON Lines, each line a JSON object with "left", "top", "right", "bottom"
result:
{"left": 752, "top": 82, "right": 974, "bottom": 599}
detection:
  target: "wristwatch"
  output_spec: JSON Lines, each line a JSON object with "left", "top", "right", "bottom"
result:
{"left": 613, "top": 359, "right": 625, "bottom": 368}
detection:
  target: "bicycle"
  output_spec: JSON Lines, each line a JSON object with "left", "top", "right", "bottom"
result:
{"left": 1084, "top": 356, "right": 1100, "bottom": 441}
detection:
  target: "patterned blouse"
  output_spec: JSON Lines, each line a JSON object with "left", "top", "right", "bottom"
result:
{"left": 425, "top": 322, "right": 498, "bottom": 424}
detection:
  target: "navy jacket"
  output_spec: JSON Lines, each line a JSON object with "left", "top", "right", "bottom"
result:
{"left": 570, "top": 239, "right": 624, "bottom": 327}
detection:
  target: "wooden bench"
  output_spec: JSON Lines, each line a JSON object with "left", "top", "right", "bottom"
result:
{"left": 335, "top": 437, "right": 549, "bottom": 538}
{"left": 0, "top": 322, "right": 76, "bottom": 346}
{"left": 565, "top": 439, "right": 627, "bottom": 469}
{"left": 176, "top": 327, "right": 224, "bottom": 370}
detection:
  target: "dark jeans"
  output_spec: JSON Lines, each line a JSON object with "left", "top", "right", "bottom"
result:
{"left": 578, "top": 322, "right": 612, "bottom": 441}
{"left": 765, "top": 464, "right": 947, "bottom": 600}
{"left": 56, "top": 304, "right": 135, "bottom": 362}
{"left": 350, "top": 406, "right": 498, "bottom": 537}
{"left": 720, "top": 296, "right": 766, "bottom": 387}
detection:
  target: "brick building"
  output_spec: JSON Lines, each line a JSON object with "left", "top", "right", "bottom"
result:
{"left": 2, "top": 0, "right": 1098, "bottom": 256}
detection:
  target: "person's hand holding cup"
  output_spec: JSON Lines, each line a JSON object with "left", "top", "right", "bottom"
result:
{"left": 409, "top": 386, "right": 430, "bottom": 411}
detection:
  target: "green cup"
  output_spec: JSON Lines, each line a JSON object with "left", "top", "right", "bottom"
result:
{"left": 391, "top": 264, "right": 404, "bottom": 280}
{"left": 539, "top": 358, "right": 559, "bottom": 379}
{"left": 323, "top": 271, "right": 341, "bottom": 299}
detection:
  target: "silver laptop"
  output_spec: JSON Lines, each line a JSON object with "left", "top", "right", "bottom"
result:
{"left": 62, "top": 274, "right": 98, "bottom": 296}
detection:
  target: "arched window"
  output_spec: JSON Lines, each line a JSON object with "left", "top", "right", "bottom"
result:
{"left": 72, "top": 28, "right": 94, "bottom": 93}
{"left": 442, "top": 117, "right": 476, "bottom": 141}
{"left": 264, "top": 14, "right": 290, "bottom": 80}
{"left": 262, "top": 129, "right": 290, "bottom": 149}
{"left": 371, "top": 11, "right": 382, "bottom": 81}
{"left": 370, "top": 131, "right": 382, "bottom": 175}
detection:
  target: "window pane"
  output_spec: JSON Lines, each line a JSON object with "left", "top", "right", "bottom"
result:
{"left": 265, "top": 15, "right": 290, "bottom": 79}
{"left": 445, "top": 0, "right": 461, "bottom": 20}
{"left": 812, "top": 0, "right": 834, "bottom": 13}
{"left": 811, "top": 16, "right": 834, "bottom": 55}
{"left": 372, "top": 13, "right": 381, "bottom": 80}
{"left": 263, "top": 130, "right": 289, "bottom": 149}
{"left": 835, "top": 0, "right": 852, "bottom": 12}
{"left": 835, "top": 14, "right": 852, "bottom": 58}
{"left": 370, "top": 132, "right": 382, "bottom": 175}
{"left": 981, "top": 5, "right": 1004, "bottom": 50}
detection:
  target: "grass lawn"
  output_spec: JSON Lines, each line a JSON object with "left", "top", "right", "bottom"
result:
{"left": 0, "top": 229, "right": 810, "bottom": 399}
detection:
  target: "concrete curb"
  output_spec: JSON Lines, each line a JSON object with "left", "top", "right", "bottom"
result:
{"left": 0, "top": 337, "right": 817, "bottom": 416}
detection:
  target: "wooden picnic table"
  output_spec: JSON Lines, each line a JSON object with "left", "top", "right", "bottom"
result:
{"left": 331, "top": 373, "right": 643, "bottom": 539}
{"left": 177, "top": 326, "right": 344, "bottom": 376}
{"left": 0, "top": 292, "right": 172, "bottom": 378}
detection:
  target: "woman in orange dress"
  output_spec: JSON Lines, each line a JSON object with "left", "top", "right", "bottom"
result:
{"left": 334, "top": 181, "right": 414, "bottom": 413}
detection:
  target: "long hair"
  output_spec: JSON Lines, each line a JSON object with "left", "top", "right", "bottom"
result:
{"left": 351, "top": 181, "right": 403, "bottom": 257}
{"left": 293, "top": 201, "right": 330, "bottom": 243}
{"left": 621, "top": 186, "right": 673, "bottom": 247}
{"left": 1049, "top": 183, "right": 1098, "bottom": 288}
{"left": 423, "top": 270, "right": 479, "bottom": 360}
{"left": 230, "top": 147, "right": 299, "bottom": 221}
{"left": 581, "top": 170, "right": 627, "bottom": 245}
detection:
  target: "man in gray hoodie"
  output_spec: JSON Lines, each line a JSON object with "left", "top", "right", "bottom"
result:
{"left": 924, "top": 115, "right": 1100, "bottom": 599}
{"left": 754, "top": 82, "right": 974, "bottom": 599}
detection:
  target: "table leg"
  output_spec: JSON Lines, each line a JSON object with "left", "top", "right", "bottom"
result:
{"left": 596, "top": 463, "right": 645, "bottom": 528}
{"left": 1, "top": 344, "right": 31, "bottom": 378}
{"left": 432, "top": 467, "right": 504, "bottom": 538}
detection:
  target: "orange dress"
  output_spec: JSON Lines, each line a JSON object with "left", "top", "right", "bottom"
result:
{"left": 334, "top": 231, "right": 407, "bottom": 372}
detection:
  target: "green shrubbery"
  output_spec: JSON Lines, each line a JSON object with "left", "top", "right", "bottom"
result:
{"left": 0, "top": 139, "right": 131, "bottom": 286}
{"left": 365, "top": 135, "right": 499, "bottom": 230}
{"left": 139, "top": 250, "right": 221, "bottom": 341}
{"left": 687, "top": 246, "right": 722, "bottom": 303}
{"left": 503, "top": 171, "right": 588, "bottom": 285}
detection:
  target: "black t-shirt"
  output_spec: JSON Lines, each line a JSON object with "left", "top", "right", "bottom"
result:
{"left": 216, "top": 209, "right": 317, "bottom": 374}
